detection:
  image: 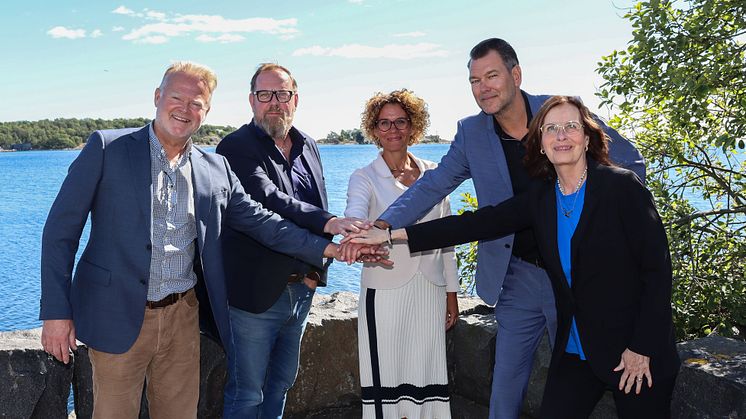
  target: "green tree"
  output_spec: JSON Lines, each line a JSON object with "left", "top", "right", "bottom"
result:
{"left": 455, "top": 192, "right": 479, "bottom": 294}
{"left": 597, "top": 0, "right": 746, "bottom": 339}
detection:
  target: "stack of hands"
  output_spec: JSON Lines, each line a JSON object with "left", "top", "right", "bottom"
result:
{"left": 323, "top": 217, "right": 393, "bottom": 266}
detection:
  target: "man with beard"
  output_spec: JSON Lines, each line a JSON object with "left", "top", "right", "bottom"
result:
{"left": 216, "top": 63, "right": 371, "bottom": 418}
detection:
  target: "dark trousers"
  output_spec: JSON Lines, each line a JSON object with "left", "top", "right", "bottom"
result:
{"left": 540, "top": 352, "right": 677, "bottom": 419}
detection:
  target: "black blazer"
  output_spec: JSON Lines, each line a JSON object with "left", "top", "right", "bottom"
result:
{"left": 217, "top": 122, "right": 334, "bottom": 313}
{"left": 407, "top": 160, "right": 680, "bottom": 385}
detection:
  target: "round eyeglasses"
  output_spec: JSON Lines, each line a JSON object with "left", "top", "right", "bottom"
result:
{"left": 540, "top": 121, "right": 583, "bottom": 136}
{"left": 376, "top": 118, "right": 410, "bottom": 132}
{"left": 252, "top": 90, "right": 295, "bottom": 103}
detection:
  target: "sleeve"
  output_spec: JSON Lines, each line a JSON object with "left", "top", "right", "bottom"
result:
{"left": 380, "top": 120, "right": 472, "bottom": 228}
{"left": 406, "top": 192, "right": 533, "bottom": 253}
{"left": 40, "top": 131, "right": 105, "bottom": 319}
{"left": 618, "top": 172, "right": 674, "bottom": 357}
{"left": 217, "top": 145, "right": 334, "bottom": 235}
{"left": 439, "top": 196, "right": 459, "bottom": 292}
{"left": 223, "top": 157, "right": 331, "bottom": 270}
{"left": 344, "top": 169, "right": 373, "bottom": 220}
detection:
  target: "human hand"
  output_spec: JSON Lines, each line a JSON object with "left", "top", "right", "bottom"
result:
{"left": 324, "top": 217, "right": 373, "bottom": 236}
{"left": 338, "top": 242, "right": 393, "bottom": 266}
{"left": 445, "top": 292, "right": 459, "bottom": 331}
{"left": 613, "top": 347, "right": 652, "bottom": 394}
{"left": 41, "top": 319, "right": 77, "bottom": 364}
{"left": 341, "top": 226, "right": 390, "bottom": 245}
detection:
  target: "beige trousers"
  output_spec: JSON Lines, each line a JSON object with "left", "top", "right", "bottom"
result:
{"left": 89, "top": 289, "right": 200, "bottom": 419}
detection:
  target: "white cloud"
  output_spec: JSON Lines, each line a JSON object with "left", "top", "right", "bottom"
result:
{"left": 47, "top": 26, "right": 86, "bottom": 39}
{"left": 137, "top": 35, "right": 169, "bottom": 44}
{"left": 195, "top": 34, "right": 245, "bottom": 43}
{"left": 120, "top": 14, "right": 298, "bottom": 43}
{"left": 90, "top": 29, "right": 103, "bottom": 38}
{"left": 393, "top": 31, "right": 426, "bottom": 38}
{"left": 349, "top": 0, "right": 364, "bottom": 3}
{"left": 292, "top": 43, "right": 448, "bottom": 59}
{"left": 145, "top": 10, "right": 166, "bottom": 21}
{"left": 112, "top": 5, "right": 135, "bottom": 15}
{"left": 112, "top": 26, "right": 125, "bottom": 32}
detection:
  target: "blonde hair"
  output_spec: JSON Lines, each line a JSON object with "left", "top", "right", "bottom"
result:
{"left": 160, "top": 61, "right": 218, "bottom": 95}
{"left": 361, "top": 89, "right": 429, "bottom": 147}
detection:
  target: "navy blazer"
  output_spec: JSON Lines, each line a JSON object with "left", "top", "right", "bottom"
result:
{"left": 216, "top": 122, "right": 333, "bottom": 314}
{"left": 406, "top": 161, "right": 680, "bottom": 385}
{"left": 380, "top": 91, "right": 646, "bottom": 305}
{"left": 40, "top": 126, "right": 330, "bottom": 353}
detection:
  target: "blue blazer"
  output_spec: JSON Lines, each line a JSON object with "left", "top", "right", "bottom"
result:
{"left": 380, "top": 92, "right": 645, "bottom": 305}
{"left": 40, "top": 126, "right": 330, "bottom": 353}
{"left": 216, "top": 122, "right": 334, "bottom": 314}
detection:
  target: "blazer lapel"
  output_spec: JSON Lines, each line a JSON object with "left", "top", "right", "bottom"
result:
{"left": 570, "top": 161, "right": 602, "bottom": 284}
{"left": 191, "top": 147, "right": 211, "bottom": 253}
{"left": 126, "top": 127, "right": 153, "bottom": 229}
{"left": 302, "top": 142, "right": 328, "bottom": 210}
{"left": 538, "top": 183, "right": 571, "bottom": 295}
{"left": 482, "top": 113, "right": 514, "bottom": 195}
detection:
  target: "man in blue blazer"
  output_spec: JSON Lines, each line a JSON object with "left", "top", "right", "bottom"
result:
{"left": 38, "top": 62, "right": 352, "bottom": 419}
{"left": 216, "top": 63, "right": 369, "bottom": 418}
{"left": 376, "top": 38, "right": 645, "bottom": 418}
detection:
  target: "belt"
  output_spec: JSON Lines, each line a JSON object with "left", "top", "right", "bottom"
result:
{"left": 146, "top": 290, "right": 190, "bottom": 309}
{"left": 287, "top": 271, "right": 321, "bottom": 283}
{"left": 288, "top": 273, "right": 305, "bottom": 283}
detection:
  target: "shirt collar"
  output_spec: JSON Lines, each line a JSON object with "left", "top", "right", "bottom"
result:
{"left": 149, "top": 123, "right": 192, "bottom": 168}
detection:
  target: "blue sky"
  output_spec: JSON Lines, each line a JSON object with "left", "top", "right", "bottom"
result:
{"left": 2, "top": 0, "right": 636, "bottom": 140}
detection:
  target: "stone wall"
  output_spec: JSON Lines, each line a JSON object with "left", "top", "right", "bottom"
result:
{"left": 1, "top": 292, "right": 744, "bottom": 418}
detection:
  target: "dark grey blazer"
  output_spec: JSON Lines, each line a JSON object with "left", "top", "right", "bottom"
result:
{"left": 40, "top": 126, "right": 329, "bottom": 353}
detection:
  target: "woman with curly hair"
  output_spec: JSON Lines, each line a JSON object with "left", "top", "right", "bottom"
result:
{"left": 344, "top": 89, "right": 458, "bottom": 418}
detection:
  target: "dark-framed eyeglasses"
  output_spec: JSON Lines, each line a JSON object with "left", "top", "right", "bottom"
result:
{"left": 252, "top": 90, "right": 295, "bottom": 103}
{"left": 540, "top": 121, "right": 583, "bottom": 136}
{"left": 376, "top": 118, "right": 410, "bottom": 132}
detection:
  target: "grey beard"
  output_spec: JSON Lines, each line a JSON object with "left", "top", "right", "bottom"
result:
{"left": 257, "top": 115, "right": 292, "bottom": 141}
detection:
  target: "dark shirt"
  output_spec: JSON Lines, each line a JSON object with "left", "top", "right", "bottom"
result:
{"left": 254, "top": 123, "right": 324, "bottom": 276}
{"left": 493, "top": 91, "right": 543, "bottom": 268}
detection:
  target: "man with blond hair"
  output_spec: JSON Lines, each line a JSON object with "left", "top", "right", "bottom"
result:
{"left": 39, "top": 61, "right": 358, "bottom": 418}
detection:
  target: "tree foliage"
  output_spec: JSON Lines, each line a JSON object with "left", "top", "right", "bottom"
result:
{"left": 597, "top": 0, "right": 746, "bottom": 339}
{"left": 0, "top": 118, "right": 236, "bottom": 150}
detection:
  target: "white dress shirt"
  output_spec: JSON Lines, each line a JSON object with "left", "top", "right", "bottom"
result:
{"left": 345, "top": 152, "right": 458, "bottom": 291}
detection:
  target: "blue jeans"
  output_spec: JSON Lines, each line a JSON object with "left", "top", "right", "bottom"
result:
{"left": 223, "top": 283, "right": 314, "bottom": 419}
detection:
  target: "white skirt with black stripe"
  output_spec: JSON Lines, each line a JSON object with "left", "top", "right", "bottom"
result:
{"left": 358, "top": 272, "right": 451, "bottom": 419}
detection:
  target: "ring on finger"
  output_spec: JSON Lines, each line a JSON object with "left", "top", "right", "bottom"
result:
{"left": 636, "top": 377, "right": 643, "bottom": 382}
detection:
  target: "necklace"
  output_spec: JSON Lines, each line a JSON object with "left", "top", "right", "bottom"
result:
{"left": 387, "top": 156, "right": 410, "bottom": 174}
{"left": 557, "top": 166, "right": 587, "bottom": 218}
{"left": 275, "top": 137, "right": 291, "bottom": 154}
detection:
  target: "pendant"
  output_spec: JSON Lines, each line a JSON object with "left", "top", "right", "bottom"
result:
{"left": 562, "top": 209, "right": 572, "bottom": 217}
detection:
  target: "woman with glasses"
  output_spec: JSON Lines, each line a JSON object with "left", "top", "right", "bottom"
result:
{"left": 344, "top": 89, "right": 458, "bottom": 418}
{"left": 346, "top": 96, "right": 680, "bottom": 419}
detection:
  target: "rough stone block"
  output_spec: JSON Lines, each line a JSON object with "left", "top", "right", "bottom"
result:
{"left": 0, "top": 328, "right": 72, "bottom": 419}
{"left": 285, "top": 292, "right": 361, "bottom": 414}
{"left": 672, "top": 336, "right": 746, "bottom": 418}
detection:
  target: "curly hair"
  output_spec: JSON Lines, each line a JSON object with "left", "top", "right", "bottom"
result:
{"left": 524, "top": 96, "right": 612, "bottom": 180}
{"left": 360, "top": 89, "right": 429, "bottom": 147}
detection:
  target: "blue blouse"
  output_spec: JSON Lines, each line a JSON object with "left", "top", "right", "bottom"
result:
{"left": 556, "top": 181, "right": 587, "bottom": 359}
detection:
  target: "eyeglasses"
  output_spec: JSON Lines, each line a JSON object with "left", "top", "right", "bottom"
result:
{"left": 252, "top": 90, "right": 295, "bottom": 103}
{"left": 540, "top": 121, "right": 583, "bottom": 136}
{"left": 375, "top": 118, "right": 410, "bottom": 132}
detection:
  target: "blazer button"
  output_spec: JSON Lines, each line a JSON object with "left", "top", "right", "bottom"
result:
{"left": 146, "top": 244, "right": 152, "bottom": 251}
{"left": 140, "top": 279, "right": 147, "bottom": 285}
{"left": 504, "top": 243, "right": 511, "bottom": 249}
